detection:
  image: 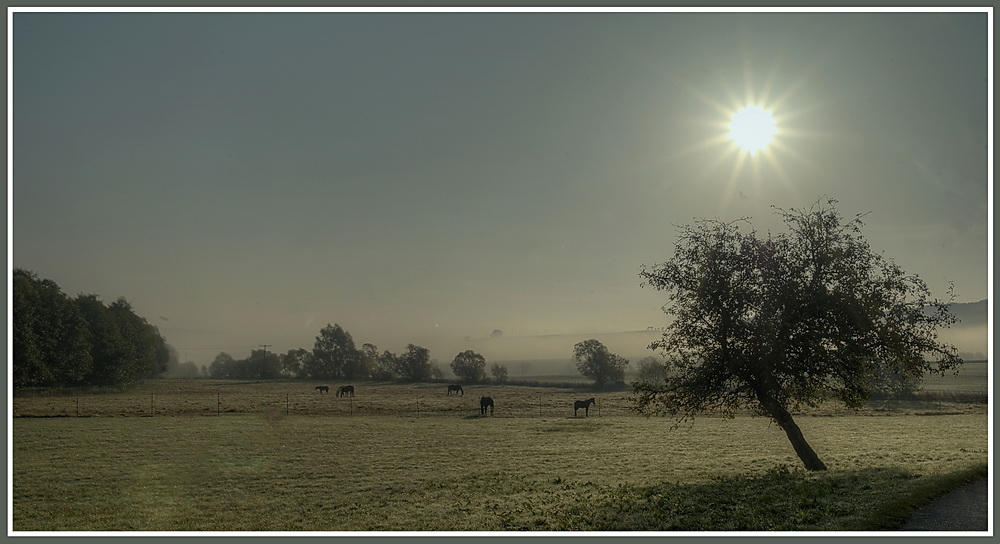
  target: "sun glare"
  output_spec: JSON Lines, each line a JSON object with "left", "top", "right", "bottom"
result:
{"left": 728, "top": 104, "right": 777, "bottom": 157}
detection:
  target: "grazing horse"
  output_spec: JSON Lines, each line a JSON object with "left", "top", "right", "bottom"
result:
{"left": 574, "top": 398, "right": 596, "bottom": 417}
{"left": 337, "top": 385, "right": 355, "bottom": 398}
{"left": 480, "top": 396, "right": 494, "bottom": 416}
{"left": 315, "top": 385, "right": 329, "bottom": 394}
{"left": 447, "top": 384, "right": 464, "bottom": 396}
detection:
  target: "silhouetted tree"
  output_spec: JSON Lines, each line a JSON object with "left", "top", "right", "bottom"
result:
{"left": 12, "top": 270, "right": 172, "bottom": 388}
{"left": 246, "top": 348, "right": 280, "bottom": 380}
{"left": 491, "top": 362, "right": 508, "bottom": 384}
{"left": 360, "top": 343, "right": 396, "bottom": 381}
{"left": 396, "top": 344, "right": 433, "bottom": 382}
{"left": 450, "top": 350, "right": 487, "bottom": 383}
{"left": 306, "top": 324, "right": 362, "bottom": 380}
{"left": 209, "top": 352, "right": 236, "bottom": 379}
{"left": 12, "top": 269, "right": 91, "bottom": 387}
{"left": 108, "top": 297, "right": 169, "bottom": 382}
{"left": 573, "top": 339, "right": 629, "bottom": 388}
{"left": 279, "top": 348, "right": 311, "bottom": 378}
{"left": 636, "top": 356, "right": 666, "bottom": 384}
{"left": 633, "top": 198, "right": 962, "bottom": 471}
{"left": 374, "top": 349, "right": 401, "bottom": 381}
{"left": 429, "top": 359, "right": 445, "bottom": 381}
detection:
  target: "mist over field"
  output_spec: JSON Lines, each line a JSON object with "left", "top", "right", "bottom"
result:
{"left": 427, "top": 300, "right": 990, "bottom": 375}
{"left": 937, "top": 300, "right": 989, "bottom": 360}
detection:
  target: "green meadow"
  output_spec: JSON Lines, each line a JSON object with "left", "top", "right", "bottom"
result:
{"left": 11, "top": 372, "right": 989, "bottom": 532}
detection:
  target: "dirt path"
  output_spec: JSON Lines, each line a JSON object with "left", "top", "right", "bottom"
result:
{"left": 901, "top": 477, "right": 989, "bottom": 531}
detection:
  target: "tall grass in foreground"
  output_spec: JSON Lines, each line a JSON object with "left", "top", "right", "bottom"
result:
{"left": 12, "top": 409, "right": 987, "bottom": 532}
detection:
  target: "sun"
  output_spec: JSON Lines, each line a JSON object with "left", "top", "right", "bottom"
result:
{"left": 728, "top": 104, "right": 777, "bottom": 157}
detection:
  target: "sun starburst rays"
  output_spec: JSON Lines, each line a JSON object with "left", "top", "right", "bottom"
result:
{"left": 653, "top": 56, "right": 828, "bottom": 211}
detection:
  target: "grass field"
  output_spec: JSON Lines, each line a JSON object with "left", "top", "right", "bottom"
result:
{"left": 10, "top": 375, "right": 990, "bottom": 532}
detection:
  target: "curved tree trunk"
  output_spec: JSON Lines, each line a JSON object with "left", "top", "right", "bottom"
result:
{"left": 769, "top": 404, "right": 828, "bottom": 471}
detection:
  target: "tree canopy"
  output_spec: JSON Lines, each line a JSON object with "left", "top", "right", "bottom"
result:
{"left": 13, "top": 269, "right": 170, "bottom": 389}
{"left": 306, "top": 324, "right": 363, "bottom": 380}
{"left": 632, "top": 199, "right": 962, "bottom": 471}
{"left": 396, "top": 344, "right": 434, "bottom": 382}
{"left": 573, "top": 339, "right": 629, "bottom": 388}
{"left": 450, "top": 350, "right": 487, "bottom": 383}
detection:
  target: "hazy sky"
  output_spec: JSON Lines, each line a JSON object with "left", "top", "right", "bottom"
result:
{"left": 11, "top": 9, "right": 990, "bottom": 364}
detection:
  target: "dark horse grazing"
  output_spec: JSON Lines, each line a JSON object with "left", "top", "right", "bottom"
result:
{"left": 480, "top": 396, "right": 494, "bottom": 416}
{"left": 448, "top": 384, "right": 464, "bottom": 396}
{"left": 574, "top": 398, "right": 596, "bottom": 417}
{"left": 337, "top": 385, "right": 355, "bottom": 398}
{"left": 315, "top": 385, "right": 329, "bottom": 394}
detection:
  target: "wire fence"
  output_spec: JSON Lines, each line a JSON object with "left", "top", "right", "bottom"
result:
{"left": 10, "top": 386, "right": 644, "bottom": 419}
{"left": 11, "top": 386, "right": 984, "bottom": 419}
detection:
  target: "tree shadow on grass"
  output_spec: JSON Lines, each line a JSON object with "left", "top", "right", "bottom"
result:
{"left": 522, "top": 464, "right": 987, "bottom": 532}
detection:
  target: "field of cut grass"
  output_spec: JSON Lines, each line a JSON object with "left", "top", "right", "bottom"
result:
{"left": 11, "top": 379, "right": 989, "bottom": 532}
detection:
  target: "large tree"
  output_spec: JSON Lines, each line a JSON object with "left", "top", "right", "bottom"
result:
{"left": 573, "top": 339, "right": 629, "bottom": 388}
{"left": 75, "top": 294, "right": 130, "bottom": 386}
{"left": 306, "top": 323, "right": 362, "bottom": 380}
{"left": 209, "top": 352, "right": 236, "bottom": 379}
{"left": 12, "top": 269, "right": 91, "bottom": 387}
{"left": 396, "top": 344, "right": 433, "bottom": 382}
{"left": 632, "top": 199, "right": 962, "bottom": 471}
{"left": 450, "top": 350, "right": 487, "bottom": 383}
{"left": 280, "top": 348, "right": 311, "bottom": 378}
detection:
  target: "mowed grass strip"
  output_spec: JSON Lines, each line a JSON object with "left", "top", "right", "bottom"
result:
{"left": 12, "top": 405, "right": 987, "bottom": 531}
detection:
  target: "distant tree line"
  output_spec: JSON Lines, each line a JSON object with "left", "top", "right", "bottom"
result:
{"left": 13, "top": 269, "right": 170, "bottom": 389}
{"left": 203, "top": 324, "right": 525, "bottom": 385}
{"left": 206, "top": 324, "right": 453, "bottom": 383}
{"left": 14, "top": 270, "right": 629, "bottom": 390}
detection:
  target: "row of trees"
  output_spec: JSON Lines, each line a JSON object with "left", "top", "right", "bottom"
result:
{"left": 203, "top": 324, "right": 517, "bottom": 384}
{"left": 205, "top": 327, "right": 447, "bottom": 383}
{"left": 199, "top": 324, "right": 635, "bottom": 388}
{"left": 13, "top": 269, "right": 170, "bottom": 388}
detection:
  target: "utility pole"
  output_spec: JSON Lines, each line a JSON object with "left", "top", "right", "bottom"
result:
{"left": 260, "top": 344, "right": 271, "bottom": 379}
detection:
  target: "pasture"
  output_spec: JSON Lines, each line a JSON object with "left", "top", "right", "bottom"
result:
{"left": 11, "top": 373, "right": 989, "bottom": 532}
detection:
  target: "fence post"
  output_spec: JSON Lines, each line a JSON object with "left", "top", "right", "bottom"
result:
{"left": 150, "top": 393, "right": 154, "bottom": 417}
{"left": 217, "top": 393, "right": 221, "bottom": 416}
{"left": 286, "top": 393, "right": 289, "bottom": 416}
{"left": 77, "top": 397, "right": 80, "bottom": 417}
{"left": 539, "top": 394, "right": 542, "bottom": 418}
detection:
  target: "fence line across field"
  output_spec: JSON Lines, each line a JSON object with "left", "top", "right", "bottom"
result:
{"left": 11, "top": 392, "right": 642, "bottom": 419}
{"left": 11, "top": 386, "right": 985, "bottom": 419}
